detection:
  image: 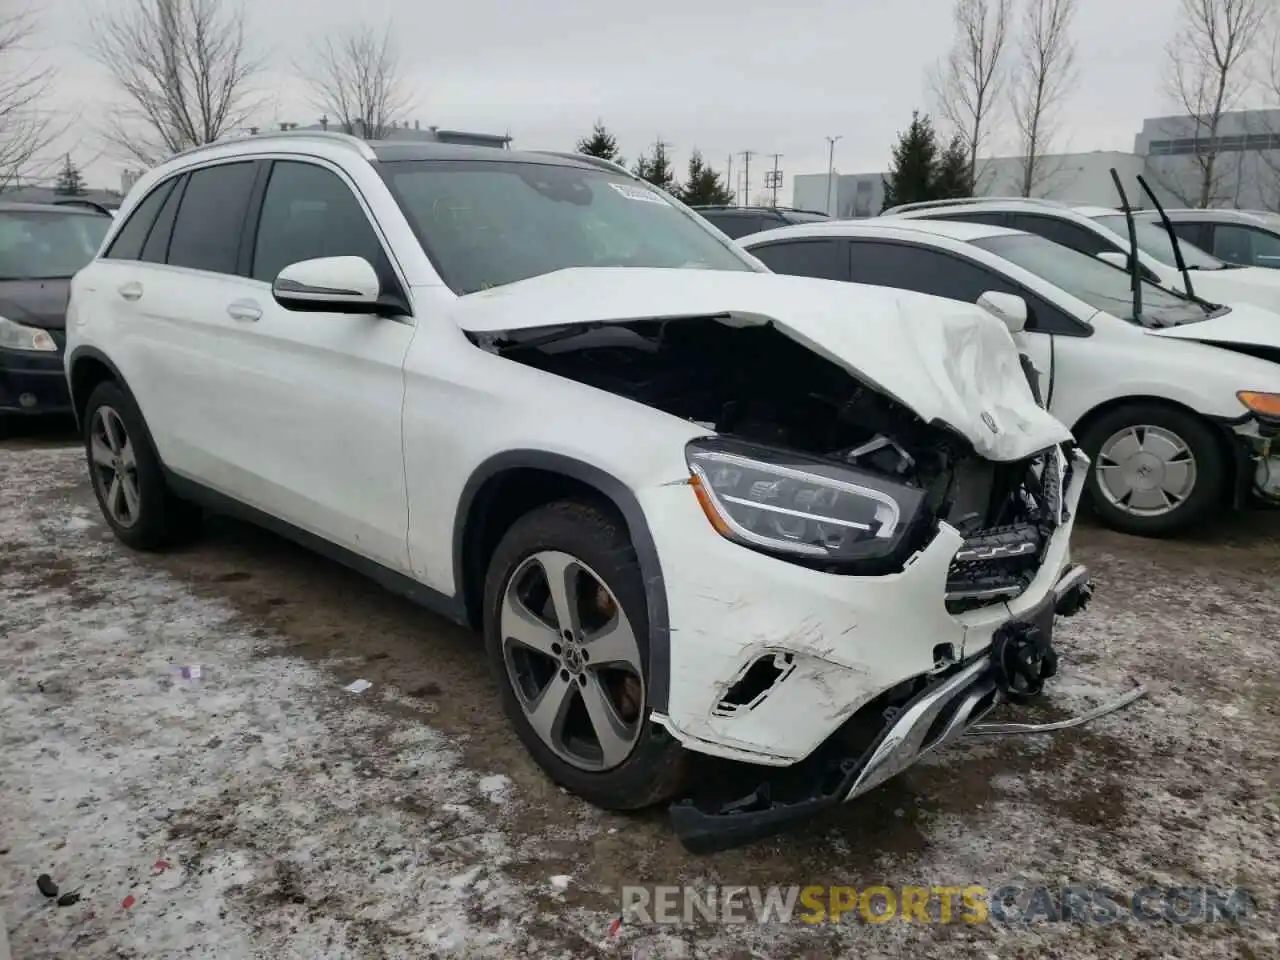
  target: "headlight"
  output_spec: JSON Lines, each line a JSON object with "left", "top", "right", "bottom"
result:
{"left": 686, "top": 437, "right": 929, "bottom": 568}
{"left": 0, "top": 316, "right": 57, "bottom": 352}
{"left": 1238, "top": 391, "right": 1280, "bottom": 419}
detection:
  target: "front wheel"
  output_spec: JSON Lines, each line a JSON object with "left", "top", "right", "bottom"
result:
{"left": 1079, "top": 403, "right": 1227, "bottom": 537}
{"left": 483, "top": 500, "right": 689, "bottom": 810}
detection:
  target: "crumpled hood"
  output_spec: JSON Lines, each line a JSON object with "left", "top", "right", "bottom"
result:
{"left": 0, "top": 278, "right": 71, "bottom": 330}
{"left": 450, "top": 267, "right": 1072, "bottom": 461}
{"left": 1149, "top": 301, "right": 1280, "bottom": 350}
{"left": 1186, "top": 269, "right": 1280, "bottom": 312}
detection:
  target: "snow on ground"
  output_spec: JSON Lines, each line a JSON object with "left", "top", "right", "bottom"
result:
{"left": 2, "top": 443, "right": 1279, "bottom": 958}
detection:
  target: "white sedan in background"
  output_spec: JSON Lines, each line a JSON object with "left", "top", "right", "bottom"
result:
{"left": 740, "top": 217, "right": 1280, "bottom": 537}
{"left": 885, "top": 198, "right": 1280, "bottom": 314}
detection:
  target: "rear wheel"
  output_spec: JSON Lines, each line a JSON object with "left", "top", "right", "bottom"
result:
{"left": 83, "top": 381, "right": 201, "bottom": 549}
{"left": 1079, "top": 402, "right": 1226, "bottom": 537}
{"left": 483, "top": 500, "right": 689, "bottom": 810}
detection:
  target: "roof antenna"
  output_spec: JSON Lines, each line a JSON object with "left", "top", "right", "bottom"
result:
{"left": 1109, "top": 168, "right": 1142, "bottom": 322}
{"left": 1136, "top": 174, "right": 1197, "bottom": 303}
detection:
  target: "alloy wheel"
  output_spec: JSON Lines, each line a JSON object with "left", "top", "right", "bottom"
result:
{"left": 500, "top": 550, "right": 646, "bottom": 771}
{"left": 1095, "top": 424, "right": 1198, "bottom": 517}
{"left": 89, "top": 405, "right": 142, "bottom": 528}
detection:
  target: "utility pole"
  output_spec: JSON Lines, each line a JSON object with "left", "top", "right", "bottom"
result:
{"left": 825, "top": 135, "right": 843, "bottom": 216}
{"left": 739, "top": 150, "right": 755, "bottom": 206}
{"left": 726, "top": 155, "right": 733, "bottom": 204}
{"left": 653, "top": 138, "right": 673, "bottom": 189}
{"left": 766, "top": 153, "right": 783, "bottom": 208}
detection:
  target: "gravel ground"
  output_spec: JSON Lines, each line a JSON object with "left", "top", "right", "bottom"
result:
{"left": 2, "top": 430, "right": 1278, "bottom": 959}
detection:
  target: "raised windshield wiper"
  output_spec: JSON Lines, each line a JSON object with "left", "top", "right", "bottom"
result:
{"left": 1136, "top": 174, "right": 1200, "bottom": 302}
{"left": 1108, "top": 168, "right": 1143, "bottom": 323}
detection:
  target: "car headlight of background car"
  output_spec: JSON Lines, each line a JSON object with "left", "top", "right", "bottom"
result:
{"left": 0, "top": 316, "right": 57, "bottom": 352}
{"left": 686, "top": 437, "right": 928, "bottom": 569}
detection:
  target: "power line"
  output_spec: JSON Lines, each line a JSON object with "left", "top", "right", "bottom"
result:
{"left": 766, "top": 153, "right": 783, "bottom": 208}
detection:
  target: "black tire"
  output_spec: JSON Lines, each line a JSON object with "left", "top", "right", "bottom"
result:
{"left": 483, "top": 499, "right": 690, "bottom": 810}
{"left": 82, "top": 380, "right": 201, "bottom": 550}
{"left": 1078, "top": 402, "right": 1227, "bottom": 537}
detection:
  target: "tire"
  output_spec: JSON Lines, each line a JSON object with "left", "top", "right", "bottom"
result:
{"left": 82, "top": 380, "right": 201, "bottom": 550}
{"left": 483, "top": 499, "right": 690, "bottom": 810}
{"left": 1078, "top": 402, "right": 1227, "bottom": 537}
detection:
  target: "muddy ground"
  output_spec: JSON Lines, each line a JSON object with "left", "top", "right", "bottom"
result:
{"left": 1, "top": 423, "right": 1278, "bottom": 958}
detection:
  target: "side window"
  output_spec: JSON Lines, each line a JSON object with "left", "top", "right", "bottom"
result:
{"left": 104, "top": 180, "right": 175, "bottom": 260}
{"left": 140, "top": 175, "right": 186, "bottom": 264}
{"left": 251, "top": 161, "right": 387, "bottom": 284}
{"left": 1171, "top": 221, "right": 1209, "bottom": 250}
{"left": 167, "top": 161, "right": 259, "bottom": 275}
{"left": 1211, "top": 224, "right": 1261, "bottom": 266}
{"left": 751, "top": 239, "right": 849, "bottom": 281}
{"left": 847, "top": 241, "right": 1082, "bottom": 335}
{"left": 1008, "top": 214, "right": 1109, "bottom": 257}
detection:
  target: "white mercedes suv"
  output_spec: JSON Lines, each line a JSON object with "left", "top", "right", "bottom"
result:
{"left": 65, "top": 132, "right": 1099, "bottom": 852}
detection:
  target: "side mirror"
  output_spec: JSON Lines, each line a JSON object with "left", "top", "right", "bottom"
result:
{"left": 272, "top": 256, "right": 381, "bottom": 313}
{"left": 1096, "top": 251, "right": 1130, "bottom": 270}
{"left": 977, "top": 290, "right": 1027, "bottom": 334}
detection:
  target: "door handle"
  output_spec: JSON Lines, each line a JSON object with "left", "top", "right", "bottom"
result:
{"left": 226, "top": 299, "right": 262, "bottom": 322}
{"left": 118, "top": 282, "right": 143, "bottom": 301}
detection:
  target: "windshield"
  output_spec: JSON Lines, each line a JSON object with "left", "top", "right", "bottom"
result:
{"left": 0, "top": 210, "right": 110, "bottom": 280}
{"left": 972, "top": 233, "right": 1211, "bottom": 328}
{"left": 379, "top": 160, "right": 755, "bottom": 294}
{"left": 1089, "top": 213, "right": 1226, "bottom": 270}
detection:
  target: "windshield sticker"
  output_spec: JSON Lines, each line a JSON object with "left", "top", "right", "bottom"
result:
{"left": 609, "top": 182, "right": 668, "bottom": 205}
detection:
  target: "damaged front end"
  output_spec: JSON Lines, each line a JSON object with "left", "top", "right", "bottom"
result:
{"left": 480, "top": 301, "right": 1142, "bottom": 854}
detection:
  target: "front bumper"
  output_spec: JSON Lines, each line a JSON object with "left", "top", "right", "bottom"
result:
{"left": 668, "top": 564, "right": 1140, "bottom": 853}
{"left": 1230, "top": 417, "right": 1280, "bottom": 505}
{"left": 0, "top": 344, "right": 70, "bottom": 415}
{"left": 642, "top": 446, "right": 1090, "bottom": 768}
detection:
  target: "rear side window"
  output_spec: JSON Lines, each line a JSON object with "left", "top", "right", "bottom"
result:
{"left": 105, "top": 180, "right": 175, "bottom": 260}
{"left": 251, "top": 161, "right": 385, "bottom": 283}
{"left": 1007, "top": 213, "right": 1110, "bottom": 257}
{"left": 167, "top": 161, "right": 259, "bottom": 275}
{"left": 140, "top": 176, "right": 186, "bottom": 263}
{"left": 751, "top": 239, "right": 849, "bottom": 281}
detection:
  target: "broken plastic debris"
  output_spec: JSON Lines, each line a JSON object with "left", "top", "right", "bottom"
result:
{"left": 344, "top": 679, "right": 373, "bottom": 694}
{"left": 550, "top": 875, "right": 571, "bottom": 890}
{"left": 152, "top": 860, "right": 171, "bottom": 875}
{"left": 36, "top": 874, "right": 58, "bottom": 898}
{"left": 121, "top": 895, "right": 135, "bottom": 910}
{"left": 171, "top": 665, "right": 205, "bottom": 686}
{"left": 56, "top": 892, "right": 80, "bottom": 907}
{"left": 607, "top": 916, "right": 622, "bottom": 937}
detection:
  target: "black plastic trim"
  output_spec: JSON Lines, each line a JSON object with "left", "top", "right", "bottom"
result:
{"left": 163, "top": 470, "right": 468, "bottom": 625}
{"left": 64, "top": 345, "right": 131, "bottom": 429}
{"left": 452, "top": 450, "right": 672, "bottom": 714}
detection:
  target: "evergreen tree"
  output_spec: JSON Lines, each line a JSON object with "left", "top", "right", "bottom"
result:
{"left": 54, "top": 156, "right": 87, "bottom": 197}
{"left": 678, "top": 150, "right": 733, "bottom": 206}
{"left": 633, "top": 140, "right": 677, "bottom": 193}
{"left": 932, "top": 134, "right": 975, "bottom": 200}
{"left": 881, "top": 111, "right": 940, "bottom": 212}
{"left": 576, "top": 120, "right": 622, "bottom": 165}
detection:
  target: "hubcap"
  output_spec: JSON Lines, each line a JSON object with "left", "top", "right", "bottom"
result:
{"left": 89, "top": 406, "right": 141, "bottom": 528}
{"left": 500, "top": 550, "right": 645, "bottom": 772}
{"left": 1095, "top": 425, "right": 1197, "bottom": 517}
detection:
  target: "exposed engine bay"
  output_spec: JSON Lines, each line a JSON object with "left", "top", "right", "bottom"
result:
{"left": 485, "top": 317, "right": 1072, "bottom": 605}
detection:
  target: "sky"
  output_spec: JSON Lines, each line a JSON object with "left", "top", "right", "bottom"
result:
{"left": 28, "top": 0, "right": 1204, "bottom": 202}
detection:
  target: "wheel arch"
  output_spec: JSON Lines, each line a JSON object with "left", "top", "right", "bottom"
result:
{"left": 453, "top": 451, "right": 672, "bottom": 713}
{"left": 67, "top": 347, "right": 130, "bottom": 430}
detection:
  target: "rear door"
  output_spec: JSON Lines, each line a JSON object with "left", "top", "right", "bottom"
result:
{"left": 216, "top": 158, "right": 414, "bottom": 570}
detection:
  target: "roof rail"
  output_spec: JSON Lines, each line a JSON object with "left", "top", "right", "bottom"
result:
{"left": 52, "top": 198, "right": 115, "bottom": 216}
{"left": 529, "top": 150, "right": 638, "bottom": 179}
{"left": 171, "top": 129, "right": 378, "bottom": 163}
{"left": 883, "top": 195, "right": 1069, "bottom": 215}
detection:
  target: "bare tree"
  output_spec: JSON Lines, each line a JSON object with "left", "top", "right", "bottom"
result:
{"left": 1159, "top": 0, "right": 1267, "bottom": 207}
{"left": 1255, "top": 12, "right": 1280, "bottom": 210}
{"left": 1009, "top": 0, "right": 1077, "bottom": 196}
{"left": 0, "top": 7, "right": 59, "bottom": 189}
{"left": 298, "top": 24, "right": 412, "bottom": 141}
{"left": 931, "top": 0, "right": 1013, "bottom": 186}
{"left": 89, "top": 0, "right": 260, "bottom": 166}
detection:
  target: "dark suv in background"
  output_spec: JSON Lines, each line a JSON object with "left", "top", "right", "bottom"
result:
{"left": 0, "top": 201, "right": 113, "bottom": 430}
{"left": 692, "top": 205, "right": 830, "bottom": 239}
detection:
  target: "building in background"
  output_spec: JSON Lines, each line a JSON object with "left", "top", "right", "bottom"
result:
{"left": 795, "top": 109, "right": 1280, "bottom": 217}
{"left": 292, "top": 118, "right": 511, "bottom": 149}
